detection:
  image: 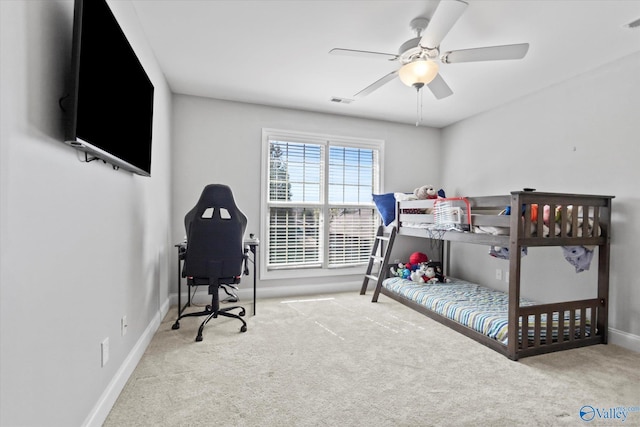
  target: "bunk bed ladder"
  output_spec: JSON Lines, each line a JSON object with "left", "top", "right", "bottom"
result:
{"left": 360, "top": 225, "right": 396, "bottom": 295}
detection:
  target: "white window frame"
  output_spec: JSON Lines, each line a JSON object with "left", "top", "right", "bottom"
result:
{"left": 260, "top": 128, "right": 384, "bottom": 280}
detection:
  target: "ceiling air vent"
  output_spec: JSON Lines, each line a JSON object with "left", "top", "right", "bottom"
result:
{"left": 330, "top": 97, "right": 353, "bottom": 104}
{"left": 625, "top": 17, "right": 640, "bottom": 29}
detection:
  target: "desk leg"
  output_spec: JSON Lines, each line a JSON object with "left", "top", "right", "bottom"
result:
{"left": 177, "top": 249, "right": 182, "bottom": 317}
{"left": 251, "top": 245, "right": 257, "bottom": 316}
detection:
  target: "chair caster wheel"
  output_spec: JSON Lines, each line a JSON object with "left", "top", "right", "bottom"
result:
{"left": 206, "top": 305, "right": 212, "bottom": 311}
{"left": 240, "top": 325, "right": 247, "bottom": 333}
{"left": 195, "top": 335, "right": 203, "bottom": 342}
{"left": 172, "top": 322, "right": 180, "bottom": 330}
{"left": 239, "top": 309, "right": 246, "bottom": 317}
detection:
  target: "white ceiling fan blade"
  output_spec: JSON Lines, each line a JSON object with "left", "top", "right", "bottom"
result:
{"left": 420, "top": 0, "right": 468, "bottom": 49}
{"left": 442, "top": 43, "right": 529, "bottom": 63}
{"left": 354, "top": 70, "right": 398, "bottom": 99}
{"left": 427, "top": 73, "right": 453, "bottom": 99}
{"left": 329, "top": 48, "right": 398, "bottom": 61}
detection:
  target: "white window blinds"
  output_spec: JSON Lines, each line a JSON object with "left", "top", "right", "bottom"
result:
{"left": 264, "top": 131, "right": 382, "bottom": 273}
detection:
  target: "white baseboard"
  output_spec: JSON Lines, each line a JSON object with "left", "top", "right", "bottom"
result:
{"left": 609, "top": 327, "right": 640, "bottom": 353}
{"left": 168, "top": 281, "right": 362, "bottom": 307}
{"left": 82, "top": 296, "right": 171, "bottom": 427}
{"left": 252, "top": 280, "right": 362, "bottom": 299}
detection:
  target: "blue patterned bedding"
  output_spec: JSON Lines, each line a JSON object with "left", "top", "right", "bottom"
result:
{"left": 382, "top": 277, "right": 589, "bottom": 345}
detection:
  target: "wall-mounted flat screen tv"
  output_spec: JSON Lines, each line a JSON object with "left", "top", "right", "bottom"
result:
{"left": 65, "top": 0, "right": 154, "bottom": 177}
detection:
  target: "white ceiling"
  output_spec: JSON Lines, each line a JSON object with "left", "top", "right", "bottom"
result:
{"left": 131, "top": 0, "right": 640, "bottom": 128}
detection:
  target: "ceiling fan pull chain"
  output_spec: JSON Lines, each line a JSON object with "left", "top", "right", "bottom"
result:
{"left": 420, "top": 88, "right": 423, "bottom": 124}
{"left": 415, "top": 87, "right": 422, "bottom": 126}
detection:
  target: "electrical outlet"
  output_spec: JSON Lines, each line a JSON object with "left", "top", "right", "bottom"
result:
{"left": 505, "top": 271, "right": 510, "bottom": 283}
{"left": 495, "top": 269, "right": 502, "bottom": 280}
{"left": 101, "top": 338, "right": 109, "bottom": 367}
{"left": 121, "top": 316, "right": 128, "bottom": 336}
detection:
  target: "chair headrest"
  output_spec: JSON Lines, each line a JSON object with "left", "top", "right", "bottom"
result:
{"left": 197, "top": 184, "right": 238, "bottom": 210}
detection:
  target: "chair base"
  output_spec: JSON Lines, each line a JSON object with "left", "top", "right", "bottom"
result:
{"left": 220, "top": 285, "right": 239, "bottom": 303}
{"left": 172, "top": 294, "right": 247, "bottom": 341}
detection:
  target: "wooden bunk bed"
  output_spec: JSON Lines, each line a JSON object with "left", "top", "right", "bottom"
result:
{"left": 370, "top": 191, "right": 614, "bottom": 360}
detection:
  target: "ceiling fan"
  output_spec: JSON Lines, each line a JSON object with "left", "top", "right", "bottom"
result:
{"left": 330, "top": 0, "right": 529, "bottom": 101}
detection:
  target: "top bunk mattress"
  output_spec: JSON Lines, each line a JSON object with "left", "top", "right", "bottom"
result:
{"left": 393, "top": 191, "right": 613, "bottom": 247}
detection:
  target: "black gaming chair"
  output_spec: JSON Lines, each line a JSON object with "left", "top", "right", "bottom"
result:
{"left": 172, "top": 184, "right": 248, "bottom": 341}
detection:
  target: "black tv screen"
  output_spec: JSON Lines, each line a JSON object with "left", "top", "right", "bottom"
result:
{"left": 65, "top": 0, "right": 154, "bottom": 177}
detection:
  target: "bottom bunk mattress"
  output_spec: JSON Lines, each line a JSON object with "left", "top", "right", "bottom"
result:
{"left": 381, "top": 277, "right": 590, "bottom": 345}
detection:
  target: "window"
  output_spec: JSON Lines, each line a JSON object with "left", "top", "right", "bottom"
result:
{"left": 261, "top": 129, "right": 383, "bottom": 279}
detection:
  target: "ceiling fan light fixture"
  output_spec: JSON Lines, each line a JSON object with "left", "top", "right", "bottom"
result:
{"left": 398, "top": 59, "right": 439, "bottom": 88}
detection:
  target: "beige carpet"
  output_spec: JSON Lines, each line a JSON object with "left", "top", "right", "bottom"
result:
{"left": 104, "top": 292, "right": 640, "bottom": 427}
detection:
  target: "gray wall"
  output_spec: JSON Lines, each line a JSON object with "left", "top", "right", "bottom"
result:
{"left": 171, "top": 95, "right": 442, "bottom": 298}
{"left": 0, "top": 1, "right": 173, "bottom": 426}
{"left": 439, "top": 51, "right": 640, "bottom": 351}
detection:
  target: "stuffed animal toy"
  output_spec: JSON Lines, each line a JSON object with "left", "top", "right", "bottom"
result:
{"left": 401, "top": 264, "right": 411, "bottom": 279}
{"left": 410, "top": 263, "right": 429, "bottom": 283}
{"left": 413, "top": 185, "right": 438, "bottom": 200}
{"left": 409, "top": 251, "right": 428, "bottom": 266}
{"left": 389, "top": 262, "right": 403, "bottom": 277}
{"left": 390, "top": 262, "right": 412, "bottom": 279}
{"left": 424, "top": 261, "right": 449, "bottom": 284}
{"left": 508, "top": 203, "right": 567, "bottom": 237}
